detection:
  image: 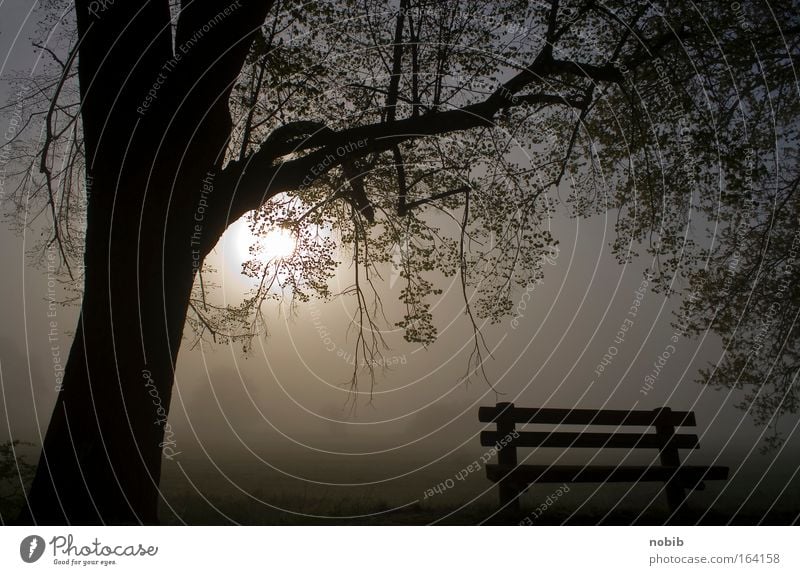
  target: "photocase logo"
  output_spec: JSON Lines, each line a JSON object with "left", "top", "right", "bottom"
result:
{"left": 20, "top": 535, "right": 46, "bottom": 563}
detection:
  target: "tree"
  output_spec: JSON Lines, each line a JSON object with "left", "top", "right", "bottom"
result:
{"left": 2, "top": 0, "right": 797, "bottom": 524}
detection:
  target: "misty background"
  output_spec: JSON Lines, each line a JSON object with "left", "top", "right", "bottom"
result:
{"left": 1, "top": 2, "right": 798, "bottom": 523}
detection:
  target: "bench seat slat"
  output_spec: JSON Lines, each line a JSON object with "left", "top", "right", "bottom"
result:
{"left": 480, "top": 430, "right": 699, "bottom": 450}
{"left": 478, "top": 406, "right": 696, "bottom": 427}
{"left": 485, "top": 464, "right": 729, "bottom": 484}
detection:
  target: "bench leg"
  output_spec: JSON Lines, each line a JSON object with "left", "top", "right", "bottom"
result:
{"left": 496, "top": 403, "right": 520, "bottom": 514}
{"left": 499, "top": 480, "right": 520, "bottom": 513}
{"left": 665, "top": 480, "right": 686, "bottom": 515}
{"left": 655, "top": 408, "right": 688, "bottom": 519}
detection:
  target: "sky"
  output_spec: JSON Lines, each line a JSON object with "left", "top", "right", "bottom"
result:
{"left": 0, "top": 1, "right": 798, "bottom": 524}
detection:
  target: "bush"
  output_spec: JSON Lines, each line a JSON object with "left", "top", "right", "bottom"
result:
{"left": 0, "top": 440, "right": 37, "bottom": 522}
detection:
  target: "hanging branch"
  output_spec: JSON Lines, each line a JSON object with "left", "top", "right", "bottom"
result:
{"left": 39, "top": 42, "right": 80, "bottom": 280}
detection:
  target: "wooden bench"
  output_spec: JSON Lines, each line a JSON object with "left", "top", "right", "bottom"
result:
{"left": 479, "top": 402, "right": 729, "bottom": 514}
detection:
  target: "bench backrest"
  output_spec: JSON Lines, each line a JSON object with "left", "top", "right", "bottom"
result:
{"left": 479, "top": 402, "right": 699, "bottom": 452}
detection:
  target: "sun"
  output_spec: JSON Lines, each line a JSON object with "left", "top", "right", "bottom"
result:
{"left": 231, "top": 217, "right": 296, "bottom": 264}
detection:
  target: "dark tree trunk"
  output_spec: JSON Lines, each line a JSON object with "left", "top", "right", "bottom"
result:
{"left": 20, "top": 80, "right": 233, "bottom": 524}
{"left": 18, "top": 0, "right": 276, "bottom": 524}
{"left": 21, "top": 164, "right": 206, "bottom": 524}
{"left": 20, "top": 63, "right": 238, "bottom": 519}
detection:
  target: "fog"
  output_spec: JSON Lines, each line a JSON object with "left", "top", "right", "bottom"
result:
{"left": 1, "top": 2, "right": 798, "bottom": 524}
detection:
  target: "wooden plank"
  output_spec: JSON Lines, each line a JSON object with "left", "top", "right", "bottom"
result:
{"left": 480, "top": 430, "right": 699, "bottom": 450}
{"left": 478, "top": 405, "right": 696, "bottom": 427}
{"left": 485, "top": 464, "right": 729, "bottom": 484}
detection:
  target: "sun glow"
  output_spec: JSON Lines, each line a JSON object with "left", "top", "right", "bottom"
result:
{"left": 231, "top": 218, "right": 297, "bottom": 265}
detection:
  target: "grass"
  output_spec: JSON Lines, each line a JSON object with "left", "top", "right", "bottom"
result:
{"left": 156, "top": 492, "right": 800, "bottom": 526}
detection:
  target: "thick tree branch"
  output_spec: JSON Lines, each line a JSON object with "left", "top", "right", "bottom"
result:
{"left": 165, "top": 0, "right": 276, "bottom": 152}
{"left": 223, "top": 42, "right": 639, "bottom": 220}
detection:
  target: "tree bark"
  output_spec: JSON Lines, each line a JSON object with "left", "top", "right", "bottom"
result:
{"left": 21, "top": 165, "right": 204, "bottom": 524}
{"left": 16, "top": 0, "right": 276, "bottom": 525}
